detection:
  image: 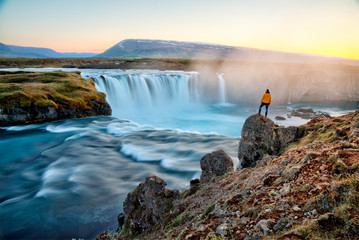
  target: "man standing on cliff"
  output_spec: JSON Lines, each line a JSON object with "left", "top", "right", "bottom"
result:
{"left": 259, "top": 89, "right": 271, "bottom": 117}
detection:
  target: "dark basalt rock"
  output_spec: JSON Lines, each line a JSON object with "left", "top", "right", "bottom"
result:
{"left": 0, "top": 71, "right": 112, "bottom": 126}
{"left": 0, "top": 100, "right": 111, "bottom": 127}
{"left": 237, "top": 114, "right": 303, "bottom": 169}
{"left": 190, "top": 178, "right": 200, "bottom": 188}
{"left": 123, "top": 176, "right": 179, "bottom": 235}
{"left": 200, "top": 150, "right": 234, "bottom": 182}
{"left": 62, "top": 64, "right": 76, "bottom": 68}
{"left": 288, "top": 107, "right": 331, "bottom": 120}
{"left": 117, "top": 213, "right": 125, "bottom": 230}
{"left": 275, "top": 116, "right": 286, "bottom": 120}
{"left": 277, "top": 126, "right": 300, "bottom": 147}
{"left": 317, "top": 213, "right": 345, "bottom": 231}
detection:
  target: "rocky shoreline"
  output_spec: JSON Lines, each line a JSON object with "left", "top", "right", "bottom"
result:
{"left": 0, "top": 71, "right": 111, "bottom": 127}
{"left": 97, "top": 111, "right": 359, "bottom": 240}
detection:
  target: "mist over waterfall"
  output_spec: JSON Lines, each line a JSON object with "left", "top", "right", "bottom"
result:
{"left": 192, "top": 61, "right": 359, "bottom": 105}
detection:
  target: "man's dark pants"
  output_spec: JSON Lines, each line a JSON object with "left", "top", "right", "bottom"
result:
{"left": 259, "top": 102, "right": 269, "bottom": 117}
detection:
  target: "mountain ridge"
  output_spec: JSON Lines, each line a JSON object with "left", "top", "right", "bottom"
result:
{"left": 96, "top": 39, "right": 359, "bottom": 65}
{"left": 1, "top": 39, "right": 358, "bottom": 66}
{"left": 0, "top": 42, "right": 97, "bottom": 58}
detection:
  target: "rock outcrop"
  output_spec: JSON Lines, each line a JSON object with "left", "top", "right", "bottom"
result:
{"left": 200, "top": 150, "right": 234, "bottom": 182}
{"left": 0, "top": 100, "right": 111, "bottom": 126}
{"left": 237, "top": 114, "right": 303, "bottom": 169}
{"left": 98, "top": 111, "right": 359, "bottom": 240}
{"left": 0, "top": 71, "right": 112, "bottom": 126}
{"left": 288, "top": 107, "right": 331, "bottom": 119}
{"left": 122, "top": 176, "right": 179, "bottom": 235}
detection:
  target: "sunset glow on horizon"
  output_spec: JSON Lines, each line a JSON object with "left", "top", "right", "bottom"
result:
{"left": 0, "top": 0, "right": 358, "bottom": 59}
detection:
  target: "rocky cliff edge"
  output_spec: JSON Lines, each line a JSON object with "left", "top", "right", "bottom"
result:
{"left": 98, "top": 111, "right": 359, "bottom": 240}
{"left": 0, "top": 71, "right": 111, "bottom": 126}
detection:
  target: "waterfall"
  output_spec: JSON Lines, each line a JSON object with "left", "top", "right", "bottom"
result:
{"left": 217, "top": 73, "right": 228, "bottom": 104}
{"left": 90, "top": 71, "right": 201, "bottom": 117}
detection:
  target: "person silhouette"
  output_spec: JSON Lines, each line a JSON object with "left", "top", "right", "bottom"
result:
{"left": 259, "top": 89, "right": 271, "bottom": 117}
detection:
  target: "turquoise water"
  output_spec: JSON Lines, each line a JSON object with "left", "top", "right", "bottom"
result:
{"left": 0, "top": 115, "right": 240, "bottom": 239}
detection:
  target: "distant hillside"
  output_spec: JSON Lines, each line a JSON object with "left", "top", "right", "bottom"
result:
{"left": 96, "top": 39, "right": 359, "bottom": 65}
{"left": 0, "top": 43, "right": 96, "bottom": 58}
{"left": 1, "top": 40, "right": 358, "bottom": 65}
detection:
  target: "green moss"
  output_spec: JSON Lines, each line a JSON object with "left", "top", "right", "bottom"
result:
{"left": 120, "top": 224, "right": 131, "bottom": 235}
{"left": 151, "top": 224, "right": 159, "bottom": 234}
{"left": 346, "top": 176, "right": 359, "bottom": 208}
{"left": 199, "top": 188, "right": 207, "bottom": 196}
{"left": 327, "top": 154, "right": 338, "bottom": 163}
{"left": 180, "top": 189, "right": 190, "bottom": 198}
{"left": 201, "top": 202, "right": 216, "bottom": 219}
{"left": 298, "top": 126, "right": 309, "bottom": 135}
{"left": 162, "top": 197, "right": 174, "bottom": 214}
{"left": 313, "top": 124, "right": 324, "bottom": 130}
{"left": 171, "top": 214, "right": 185, "bottom": 228}
{"left": 259, "top": 147, "right": 270, "bottom": 155}
{"left": 300, "top": 184, "right": 312, "bottom": 192}
{"left": 0, "top": 71, "right": 105, "bottom": 110}
{"left": 176, "top": 228, "right": 187, "bottom": 240}
{"left": 349, "top": 163, "right": 359, "bottom": 172}
{"left": 333, "top": 118, "right": 345, "bottom": 123}
{"left": 332, "top": 160, "right": 348, "bottom": 175}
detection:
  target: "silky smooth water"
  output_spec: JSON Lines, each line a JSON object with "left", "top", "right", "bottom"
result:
{"left": 0, "top": 116, "right": 240, "bottom": 239}
{"left": 0, "top": 68, "right": 356, "bottom": 239}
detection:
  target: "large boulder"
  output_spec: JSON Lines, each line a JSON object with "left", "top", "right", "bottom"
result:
{"left": 238, "top": 114, "right": 302, "bottom": 169}
{"left": 200, "top": 150, "right": 234, "bottom": 182}
{"left": 123, "top": 176, "right": 179, "bottom": 234}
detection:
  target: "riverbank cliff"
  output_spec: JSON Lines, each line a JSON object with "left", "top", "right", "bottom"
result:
{"left": 0, "top": 71, "right": 111, "bottom": 126}
{"left": 98, "top": 111, "right": 359, "bottom": 240}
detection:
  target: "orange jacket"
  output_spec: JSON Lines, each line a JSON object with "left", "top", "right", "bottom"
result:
{"left": 261, "top": 93, "right": 271, "bottom": 104}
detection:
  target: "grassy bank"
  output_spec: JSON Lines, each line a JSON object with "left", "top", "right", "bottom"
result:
{"left": 0, "top": 58, "right": 195, "bottom": 70}
{"left": 0, "top": 71, "right": 111, "bottom": 126}
{"left": 0, "top": 71, "right": 104, "bottom": 109}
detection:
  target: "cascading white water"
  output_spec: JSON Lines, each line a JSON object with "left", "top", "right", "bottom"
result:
{"left": 217, "top": 73, "right": 228, "bottom": 104}
{"left": 87, "top": 69, "right": 246, "bottom": 136}
{"left": 92, "top": 71, "right": 201, "bottom": 117}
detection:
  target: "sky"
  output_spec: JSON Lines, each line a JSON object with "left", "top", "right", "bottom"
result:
{"left": 0, "top": 0, "right": 359, "bottom": 59}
